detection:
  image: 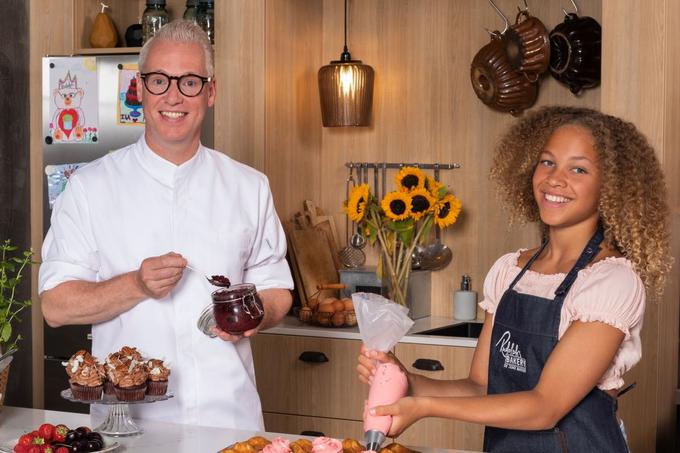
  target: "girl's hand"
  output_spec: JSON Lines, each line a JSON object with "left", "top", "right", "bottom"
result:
{"left": 368, "top": 397, "right": 426, "bottom": 437}
{"left": 357, "top": 345, "right": 406, "bottom": 385}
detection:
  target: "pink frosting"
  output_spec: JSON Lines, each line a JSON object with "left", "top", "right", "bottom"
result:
{"left": 262, "top": 438, "right": 292, "bottom": 453}
{"left": 311, "top": 437, "right": 342, "bottom": 453}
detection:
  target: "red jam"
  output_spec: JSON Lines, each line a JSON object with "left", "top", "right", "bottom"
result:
{"left": 211, "top": 283, "right": 264, "bottom": 335}
{"left": 208, "top": 274, "right": 231, "bottom": 287}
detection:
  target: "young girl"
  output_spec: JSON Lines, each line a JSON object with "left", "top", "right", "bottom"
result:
{"left": 357, "top": 106, "right": 672, "bottom": 452}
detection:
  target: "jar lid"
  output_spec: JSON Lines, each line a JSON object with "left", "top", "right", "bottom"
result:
{"left": 199, "top": 0, "right": 214, "bottom": 5}
{"left": 186, "top": 0, "right": 199, "bottom": 5}
{"left": 147, "top": 0, "right": 166, "bottom": 5}
{"left": 211, "top": 283, "right": 256, "bottom": 302}
{"left": 197, "top": 304, "right": 217, "bottom": 338}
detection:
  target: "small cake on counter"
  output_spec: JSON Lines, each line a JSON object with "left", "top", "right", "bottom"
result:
{"left": 145, "top": 358, "right": 171, "bottom": 395}
{"left": 109, "top": 357, "right": 149, "bottom": 401}
{"left": 63, "top": 349, "right": 106, "bottom": 400}
{"left": 260, "top": 437, "right": 288, "bottom": 453}
{"left": 311, "top": 437, "right": 343, "bottom": 453}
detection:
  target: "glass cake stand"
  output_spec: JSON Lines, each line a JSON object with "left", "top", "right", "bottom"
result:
{"left": 61, "top": 388, "right": 174, "bottom": 437}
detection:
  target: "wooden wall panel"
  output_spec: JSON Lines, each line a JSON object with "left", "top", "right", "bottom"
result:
{"left": 601, "top": 1, "right": 679, "bottom": 451}
{"left": 263, "top": 0, "right": 323, "bottom": 217}
{"left": 214, "top": 0, "right": 266, "bottom": 169}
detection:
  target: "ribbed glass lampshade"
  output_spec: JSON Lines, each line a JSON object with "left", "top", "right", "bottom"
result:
{"left": 318, "top": 60, "right": 375, "bottom": 127}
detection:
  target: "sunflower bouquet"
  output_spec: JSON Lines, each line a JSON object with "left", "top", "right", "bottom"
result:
{"left": 344, "top": 166, "right": 462, "bottom": 308}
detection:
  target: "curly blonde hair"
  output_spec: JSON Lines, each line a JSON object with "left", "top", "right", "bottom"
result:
{"left": 490, "top": 106, "right": 672, "bottom": 297}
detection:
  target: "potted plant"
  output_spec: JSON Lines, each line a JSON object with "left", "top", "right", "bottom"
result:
{"left": 0, "top": 239, "right": 34, "bottom": 405}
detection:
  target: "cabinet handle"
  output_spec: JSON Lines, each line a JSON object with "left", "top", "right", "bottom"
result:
{"left": 412, "top": 358, "right": 444, "bottom": 371}
{"left": 298, "top": 351, "right": 329, "bottom": 363}
{"left": 300, "top": 431, "right": 325, "bottom": 437}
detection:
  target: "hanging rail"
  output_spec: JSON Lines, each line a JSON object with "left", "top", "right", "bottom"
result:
{"left": 344, "top": 162, "right": 462, "bottom": 170}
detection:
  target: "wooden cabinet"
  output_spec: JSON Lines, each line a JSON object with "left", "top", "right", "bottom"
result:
{"left": 251, "top": 334, "right": 365, "bottom": 422}
{"left": 251, "top": 333, "right": 484, "bottom": 451}
{"left": 393, "top": 343, "right": 484, "bottom": 452}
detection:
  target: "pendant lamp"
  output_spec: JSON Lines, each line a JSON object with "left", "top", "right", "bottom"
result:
{"left": 318, "top": 0, "right": 375, "bottom": 127}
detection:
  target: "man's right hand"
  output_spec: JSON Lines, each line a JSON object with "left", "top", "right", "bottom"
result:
{"left": 135, "top": 252, "right": 187, "bottom": 299}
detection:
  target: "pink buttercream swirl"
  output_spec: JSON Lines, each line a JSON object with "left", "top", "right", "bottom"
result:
{"left": 311, "top": 437, "right": 342, "bottom": 453}
{"left": 261, "top": 437, "right": 292, "bottom": 453}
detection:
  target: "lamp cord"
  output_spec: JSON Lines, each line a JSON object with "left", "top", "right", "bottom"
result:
{"left": 341, "top": 0, "right": 351, "bottom": 61}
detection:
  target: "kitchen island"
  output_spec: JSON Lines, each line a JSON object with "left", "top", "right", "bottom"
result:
{"left": 0, "top": 406, "right": 482, "bottom": 452}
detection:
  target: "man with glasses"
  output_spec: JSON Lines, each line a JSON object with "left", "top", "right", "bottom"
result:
{"left": 39, "top": 20, "right": 293, "bottom": 429}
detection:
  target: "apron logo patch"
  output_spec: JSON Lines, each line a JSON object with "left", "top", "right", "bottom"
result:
{"left": 496, "top": 331, "right": 527, "bottom": 373}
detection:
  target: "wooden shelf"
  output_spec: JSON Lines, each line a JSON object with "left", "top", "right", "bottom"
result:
{"left": 75, "top": 47, "right": 140, "bottom": 55}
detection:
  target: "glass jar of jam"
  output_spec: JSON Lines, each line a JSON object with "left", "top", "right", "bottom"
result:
{"left": 197, "top": 283, "right": 264, "bottom": 336}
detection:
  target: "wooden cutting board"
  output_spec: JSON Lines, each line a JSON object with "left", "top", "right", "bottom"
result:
{"left": 289, "top": 228, "right": 340, "bottom": 302}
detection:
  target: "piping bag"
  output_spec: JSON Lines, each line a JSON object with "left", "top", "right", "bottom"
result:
{"left": 352, "top": 293, "right": 414, "bottom": 452}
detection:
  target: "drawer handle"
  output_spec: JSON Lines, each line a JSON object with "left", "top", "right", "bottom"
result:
{"left": 300, "top": 431, "right": 325, "bottom": 437}
{"left": 412, "top": 358, "right": 444, "bottom": 371}
{"left": 298, "top": 351, "right": 329, "bottom": 363}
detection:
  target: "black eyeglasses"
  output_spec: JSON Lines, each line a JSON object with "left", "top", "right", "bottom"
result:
{"left": 140, "top": 72, "right": 212, "bottom": 97}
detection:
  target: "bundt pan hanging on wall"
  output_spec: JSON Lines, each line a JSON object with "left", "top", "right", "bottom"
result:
{"left": 549, "top": 12, "right": 601, "bottom": 95}
{"left": 470, "top": 33, "right": 539, "bottom": 116}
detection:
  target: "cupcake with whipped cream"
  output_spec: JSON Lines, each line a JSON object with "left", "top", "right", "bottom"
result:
{"left": 145, "top": 358, "right": 171, "bottom": 395}
{"left": 109, "top": 356, "right": 149, "bottom": 401}
{"left": 63, "top": 350, "right": 106, "bottom": 400}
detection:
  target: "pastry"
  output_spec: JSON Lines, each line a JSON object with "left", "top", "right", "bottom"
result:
{"left": 341, "top": 438, "right": 364, "bottom": 453}
{"left": 260, "top": 437, "right": 290, "bottom": 453}
{"left": 290, "top": 439, "right": 313, "bottom": 453}
{"left": 311, "top": 437, "right": 343, "bottom": 453}
{"left": 63, "top": 350, "right": 105, "bottom": 400}
{"left": 145, "top": 358, "right": 171, "bottom": 395}
{"left": 109, "top": 357, "right": 148, "bottom": 401}
{"left": 247, "top": 436, "right": 272, "bottom": 450}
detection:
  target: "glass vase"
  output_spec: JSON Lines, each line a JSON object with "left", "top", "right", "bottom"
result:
{"left": 380, "top": 249, "right": 412, "bottom": 308}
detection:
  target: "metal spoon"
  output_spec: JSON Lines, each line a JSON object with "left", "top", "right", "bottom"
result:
{"left": 418, "top": 165, "right": 453, "bottom": 271}
{"left": 339, "top": 164, "right": 366, "bottom": 267}
{"left": 186, "top": 264, "right": 231, "bottom": 287}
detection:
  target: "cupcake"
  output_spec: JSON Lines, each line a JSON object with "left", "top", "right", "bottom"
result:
{"left": 311, "top": 438, "right": 343, "bottom": 453}
{"left": 261, "top": 438, "right": 289, "bottom": 453}
{"left": 145, "top": 358, "right": 171, "bottom": 395}
{"left": 63, "top": 350, "right": 105, "bottom": 400}
{"left": 110, "top": 358, "right": 148, "bottom": 401}
{"left": 104, "top": 351, "right": 127, "bottom": 395}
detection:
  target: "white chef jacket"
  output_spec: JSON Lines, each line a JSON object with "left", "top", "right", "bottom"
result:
{"left": 39, "top": 137, "right": 293, "bottom": 429}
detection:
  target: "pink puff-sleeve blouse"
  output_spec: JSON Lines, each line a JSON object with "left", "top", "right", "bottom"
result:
{"left": 479, "top": 250, "right": 646, "bottom": 390}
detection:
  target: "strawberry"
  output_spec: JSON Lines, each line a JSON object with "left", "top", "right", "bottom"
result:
{"left": 39, "top": 446, "right": 53, "bottom": 453}
{"left": 53, "top": 425, "right": 69, "bottom": 443}
{"left": 13, "top": 444, "right": 28, "bottom": 453}
{"left": 54, "top": 448, "right": 69, "bottom": 453}
{"left": 30, "top": 435, "right": 45, "bottom": 446}
{"left": 27, "top": 446, "right": 40, "bottom": 453}
{"left": 37, "top": 424, "right": 55, "bottom": 443}
{"left": 17, "top": 434, "right": 34, "bottom": 446}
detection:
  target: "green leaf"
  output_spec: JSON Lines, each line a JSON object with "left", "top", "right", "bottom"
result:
{"left": 0, "top": 323, "right": 11, "bottom": 343}
{"left": 438, "top": 187, "right": 449, "bottom": 198}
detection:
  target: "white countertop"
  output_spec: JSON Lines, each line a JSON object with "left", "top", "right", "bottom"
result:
{"left": 263, "top": 316, "right": 479, "bottom": 348}
{"left": 0, "top": 406, "right": 481, "bottom": 453}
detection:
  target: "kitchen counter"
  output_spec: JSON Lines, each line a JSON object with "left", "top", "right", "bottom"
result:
{"left": 263, "top": 315, "right": 479, "bottom": 348}
{"left": 0, "top": 406, "right": 482, "bottom": 452}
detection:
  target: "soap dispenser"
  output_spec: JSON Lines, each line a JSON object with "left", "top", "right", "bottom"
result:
{"left": 454, "top": 274, "right": 477, "bottom": 321}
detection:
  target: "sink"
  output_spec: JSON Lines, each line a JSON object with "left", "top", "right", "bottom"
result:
{"left": 414, "top": 322, "right": 482, "bottom": 339}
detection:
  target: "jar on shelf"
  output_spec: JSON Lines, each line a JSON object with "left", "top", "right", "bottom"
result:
{"left": 183, "top": 0, "right": 199, "bottom": 23}
{"left": 142, "top": 0, "right": 170, "bottom": 45}
{"left": 196, "top": 0, "right": 214, "bottom": 44}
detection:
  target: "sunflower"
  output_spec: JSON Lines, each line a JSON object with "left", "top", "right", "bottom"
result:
{"left": 381, "top": 191, "right": 411, "bottom": 221}
{"left": 435, "top": 194, "right": 462, "bottom": 228}
{"left": 395, "top": 167, "right": 426, "bottom": 192}
{"left": 425, "top": 176, "right": 444, "bottom": 199}
{"left": 345, "top": 184, "right": 370, "bottom": 222}
{"left": 409, "top": 188, "right": 436, "bottom": 220}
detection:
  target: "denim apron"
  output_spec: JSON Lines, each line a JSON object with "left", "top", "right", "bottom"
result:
{"left": 484, "top": 226, "right": 629, "bottom": 452}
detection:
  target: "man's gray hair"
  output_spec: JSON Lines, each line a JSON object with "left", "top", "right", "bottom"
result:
{"left": 139, "top": 20, "right": 214, "bottom": 77}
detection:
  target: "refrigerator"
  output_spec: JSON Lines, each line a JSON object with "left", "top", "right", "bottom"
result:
{"left": 41, "top": 55, "right": 213, "bottom": 412}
